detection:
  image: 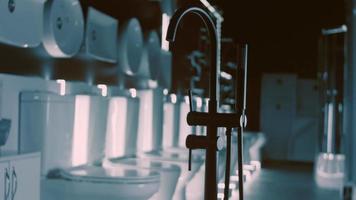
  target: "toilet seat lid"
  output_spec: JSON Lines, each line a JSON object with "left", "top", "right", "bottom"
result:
{"left": 60, "top": 165, "right": 160, "bottom": 184}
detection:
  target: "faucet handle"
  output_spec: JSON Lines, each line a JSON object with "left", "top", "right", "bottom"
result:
{"left": 188, "top": 149, "right": 192, "bottom": 171}
{"left": 186, "top": 135, "right": 208, "bottom": 171}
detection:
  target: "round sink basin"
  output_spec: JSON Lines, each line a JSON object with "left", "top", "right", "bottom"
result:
{"left": 43, "top": 0, "right": 84, "bottom": 58}
{"left": 118, "top": 18, "right": 144, "bottom": 76}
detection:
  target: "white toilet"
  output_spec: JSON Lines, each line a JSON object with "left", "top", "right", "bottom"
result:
{"left": 162, "top": 94, "right": 207, "bottom": 200}
{"left": 103, "top": 95, "right": 181, "bottom": 200}
{"left": 101, "top": 88, "right": 202, "bottom": 200}
{"left": 19, "top": 91, "right": 161, "bottom": 200}
{"left": 133, "top": 88, "right": 204, "bottom": 200}
{"left": 114, "top": 29, "right": 204, "bottom": 199}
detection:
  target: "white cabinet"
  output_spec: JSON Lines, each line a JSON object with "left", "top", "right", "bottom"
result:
{"left": 0, "top": 153, "right": 40, "bottom": 200}
{"left": 260, "top": 74, "right": 297, "bottom": 160}
{"left": 0, "top": 162, "right": 10, "bottom": 200}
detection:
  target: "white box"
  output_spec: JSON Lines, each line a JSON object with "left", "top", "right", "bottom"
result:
{"left": 260, "top": 74, "right": 297, "bottom": 160}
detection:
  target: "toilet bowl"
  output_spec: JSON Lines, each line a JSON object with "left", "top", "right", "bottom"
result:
{"left": 19, "top": 91, "right": 161, "bottom": 200}
{"left": 135, "top": 89, "right": 205, "bottom": 200}
{"left": 104, "top": 96, "right": 181, "bottom": 200}
{"left": 104, "top": 157, "right": 181, "bottom": 200}
{"left": 103, "top": 92, "right": 202, "bottom": 200}
{"left": 141, "top": 150, "right": 203, "bottom": 200}
{"left": 43, "top": 165, "right": 160, "bottom": 200}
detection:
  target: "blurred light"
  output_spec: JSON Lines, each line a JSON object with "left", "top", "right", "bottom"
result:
{"left": 170, "top": 94, "right": 177, "bottom": 104}
{"left": 218, "top": 182, "right": 236, "bottom": 189}
{"left": 97, "top": 84, "right": 108, "bottom": 97}
{"left": 244, "top": 169, "right": 252, "bottom": 181}
{"left": 200, "top": 0, "right": 224, "bottom": 22}
{"left": 196, "top": 97, "right": 203, "bottom": 109}
{"left": 220, "top": 71, "right": 232, "bottom": 80}
{"left": 148, "top": 80, "right": 158, "bottom": 88}
{"left": 217, "top": 193, "right": 224, "bottom": 199}
{"left": 129, "top": 88, "right": 137, "bottom": 98}
{"left": 163, "top": 88, "right": 169, "bottom": 96}
{"left": 56, "top": 79, "right": 66, "bottom": 96}
{"left": 161, "top": 13, "right": 170, "bottom": 51}
{"left": 244, "top": 164, "right": 257, "bottom": 172}
{"left": 184, "top": 96, "right": 190, "bottom": 104}
{"left": 251, "top": 161, "right": 262, "bottom": 170}
{"left": 72, "top": 96, "right": 91, "bottom": 166}
{"left": 231, "top": 175, "right": 239, "bottom": 182}
{"left": 322, "top": 25, "right": 347, "bottom": 35}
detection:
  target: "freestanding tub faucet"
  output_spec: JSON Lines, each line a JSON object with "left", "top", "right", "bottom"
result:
{"left": 166, "top": 5, "right": 247, "bottom": 200}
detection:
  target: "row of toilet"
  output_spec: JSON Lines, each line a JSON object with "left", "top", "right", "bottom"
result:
{"left": 19, "top": 84, "right": 207, "bottom": 200}
{"left": 1, "top": 0, "right": 202, "bottom": 199}
{"left": 0, "top": 0, "right": 266, "bottom": 199}
{"left": 18, "top": 81, "right": 265, "bottom": 200}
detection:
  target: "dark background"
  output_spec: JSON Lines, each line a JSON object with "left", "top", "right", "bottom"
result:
{"left": 0, "top": 0, "right": 346, "bottom": 131}
{"left": 174, "top": 0, "right": 346, "bottom": 130}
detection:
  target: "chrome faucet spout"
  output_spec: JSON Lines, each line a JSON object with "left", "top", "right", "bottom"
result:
{"left": 166, "top": 5, "right": 221, "bottom": 200}
{"left": 166, "top": 6, "right": 219, "bottom": 104}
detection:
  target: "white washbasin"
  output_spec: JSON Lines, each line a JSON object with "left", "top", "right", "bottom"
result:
{"left": 42, "top": 0, "right": 84, "bottom": 58}
{"left": 118, "top": 18, "right": 144, "bottom": 76}
{"left": 86, "top": 7, "right": 118, "bottom": 63}
{"left": 159, "top": 50, "right": 172, "bottom": 89}
{"left": 0, "top": 0, "right": 46, "bottom": 47}
{"left": 136, "top": 31, "right": 161, "bottom": 79}
{"left": 146, "top": 31, "right": 161, "bottom": 80}
{"left": 136, "top": 46, "right": 150, "bottom": 79}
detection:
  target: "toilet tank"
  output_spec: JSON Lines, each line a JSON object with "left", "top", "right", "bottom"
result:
{"left": 137, "top": 88, "right": 164, "bottom": 153}
{"left": 19, "top": 91, "right": 75, "bottom": 175}
{"left": 106, "top": 96, "right": 140, "bottom": 158}
{"left": 71, "top": 95, "right": 108, "bottom": 166}
{"left": 86, "top": 96, "right": 109, "bottom": 164}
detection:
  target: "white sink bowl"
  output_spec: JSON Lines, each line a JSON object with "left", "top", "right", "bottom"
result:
{"left": 159, "top": 50, "right": 172, "bottom": 89}
{"left": 0, "top": 0, "right": 46, "bottom": 47}
{"left": 86, "top": 7, "right": 118, "bottom": 63}
{"left": 146, "top": 31, "right": 161, "bottom": 80}
{"left": 118, "top": 18, "right": 144, "bottom": 76}
{"left": 136, "top": 31, "right": 161, "bottom": 80}
{"left": 42, "top": 0, "right": 84, "bottom": 58}
{"left": 136, "top": 46, "right": 150, "bottom": 79}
